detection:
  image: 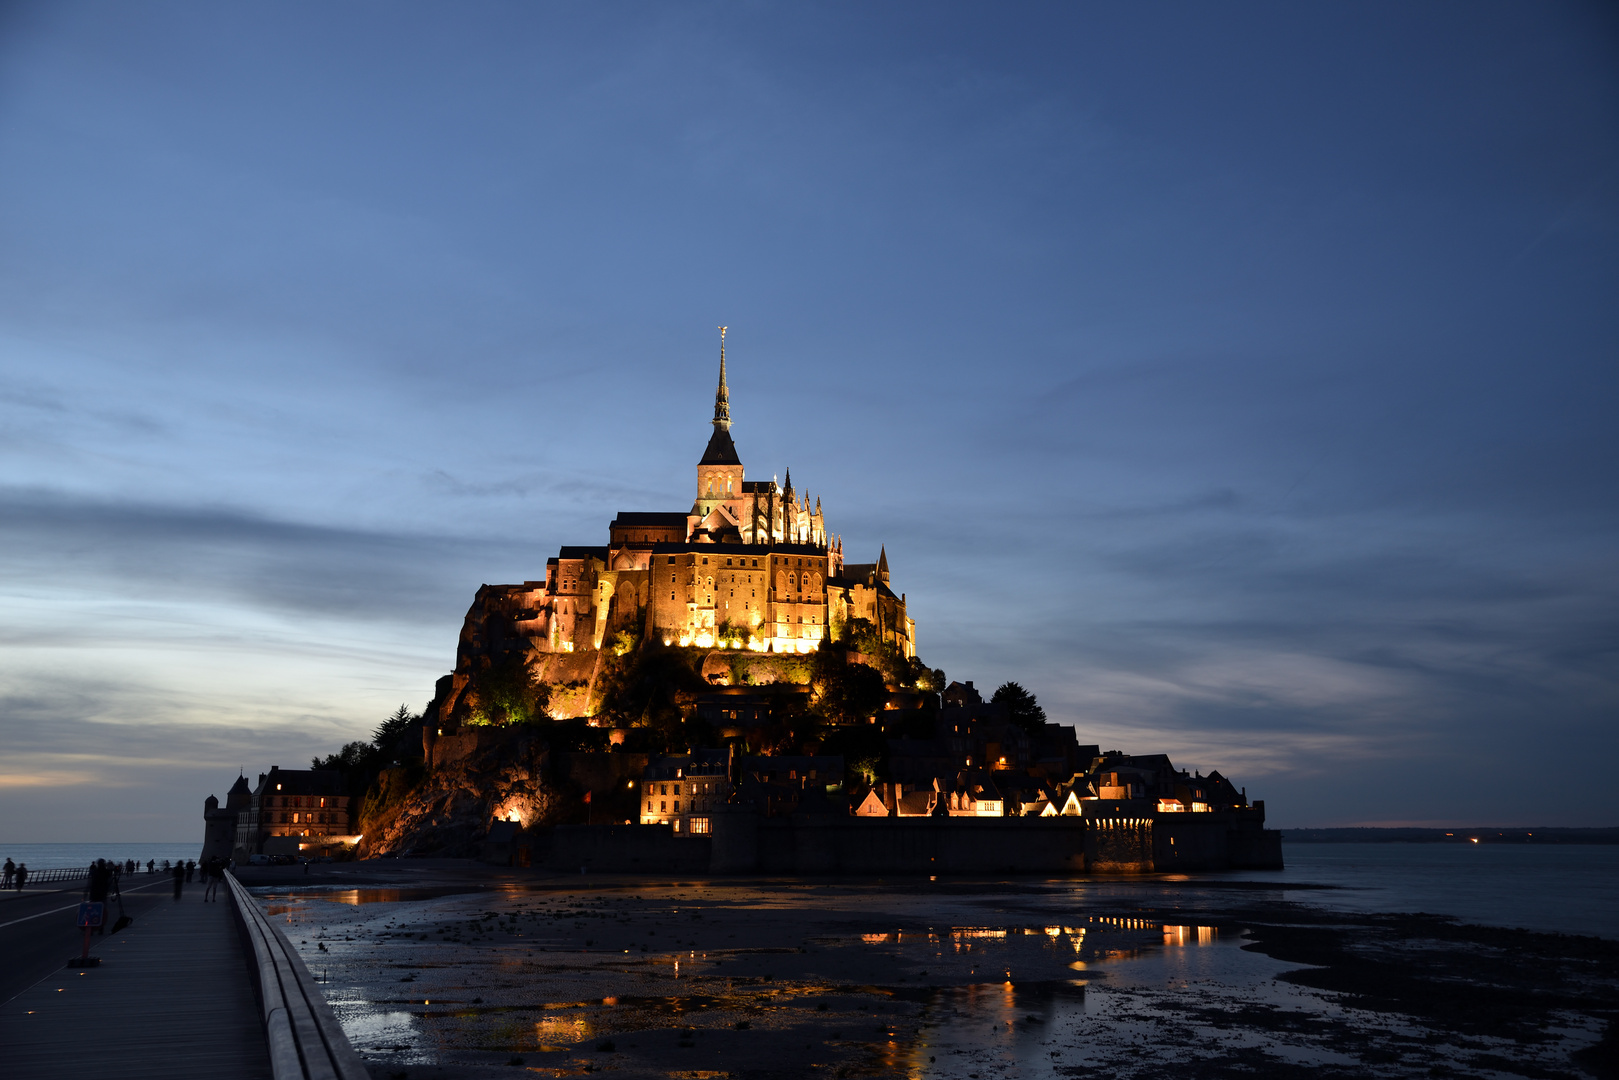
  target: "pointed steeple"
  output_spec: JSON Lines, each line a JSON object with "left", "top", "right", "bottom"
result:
{"left": 713, "top": 326, "right": 731, "bottom": 432}
{"left": 698, "top": 326, "right": 740, "bottom": 467}
{"left": 783, "top": 467, "right": 793, "bottom": 494}
{"left": 878, "top": 545, "right": 890, "bottom": 584}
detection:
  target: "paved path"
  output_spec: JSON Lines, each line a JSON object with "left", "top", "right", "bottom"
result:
{"left": 0, "top": 876, "right": 178, "bottom": 1004}
{"left": 0, "top": 883, "right": 273, "bottom": 1078}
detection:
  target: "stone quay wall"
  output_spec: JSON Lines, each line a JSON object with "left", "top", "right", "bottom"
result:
{"left": 534, "top": 811, "right": 1282, "bottom": 875}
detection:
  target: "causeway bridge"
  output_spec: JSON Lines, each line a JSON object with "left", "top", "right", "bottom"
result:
{"left": 0, "top": 865, "right": 367, "bottom": 1080}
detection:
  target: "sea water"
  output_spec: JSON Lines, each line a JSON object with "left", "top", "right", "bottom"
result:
{"left": 1244, "top": 841, "right": 1619, "bottom": 938}
{"left": 0, "top": 841, "right": 201, "bottom": 872}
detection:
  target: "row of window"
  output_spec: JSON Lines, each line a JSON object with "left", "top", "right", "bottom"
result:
{"left": 648, "top": 781, "right": 724, "bottom": 797}
{"left": 647, "top": 797, "right": 718, "bottom": 813}
{"left": 667, "top": 556, "right": 822, "bottom": 568}
{"left": 262, "top": 796, "right": 339, "bottom": 809}
{"left": 245, "top": 811, "right": 342, "bottom": 826}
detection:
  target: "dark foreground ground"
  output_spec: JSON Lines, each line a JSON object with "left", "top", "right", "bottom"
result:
{"left": 239, "top": 860, "right": 1619, "bottom": 1080}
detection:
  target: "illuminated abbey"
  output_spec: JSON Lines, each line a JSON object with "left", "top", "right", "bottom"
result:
{"left": 491, "top": 331, "right": 915, "bottom": 659}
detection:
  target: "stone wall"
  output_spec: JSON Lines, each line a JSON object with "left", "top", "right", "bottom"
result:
{"left": 546, "top": 824, "right": 711, "bottom": 873}
{"left": 1152, "top": 810, "right": 1284, "bottom": 872}
{"left": 540, "top": 811, "right": 1281, "bottom": 876}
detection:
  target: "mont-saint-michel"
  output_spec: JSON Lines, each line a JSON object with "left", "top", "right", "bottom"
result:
{"left": 214, "top": 336, "right": 1281, "bottom": 878}
{"left": 172, "top": 341, "right": 1614, "bottom": 1080}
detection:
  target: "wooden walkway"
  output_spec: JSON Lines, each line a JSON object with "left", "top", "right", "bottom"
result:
{"left": 0, "top": 884, "right": 273, "bottom": 1078}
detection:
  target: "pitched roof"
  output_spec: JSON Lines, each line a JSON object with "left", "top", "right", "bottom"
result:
{"left": 699, "top": 427, "right": 741, "bottom": 465}
{"left": 556, "top": 546, "right": 610, "bottom": 561}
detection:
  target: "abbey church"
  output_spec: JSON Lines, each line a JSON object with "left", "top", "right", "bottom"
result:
{"left": 471, "top": 334, "right": 915, "bottom": 663}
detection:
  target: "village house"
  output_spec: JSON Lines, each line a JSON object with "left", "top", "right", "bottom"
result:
{"left": 232, "top": 766, "right": 354, "bottom": 860}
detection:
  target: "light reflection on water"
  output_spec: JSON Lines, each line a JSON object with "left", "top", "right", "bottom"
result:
{"left": 279, "top": 886, "right": 1299, "bottom": 1074}
{"left": 1162, "top": 924, "right": 1217, "bottom": 946}
{"left": 258, "top": 885, "right": 485, "bottom": 906}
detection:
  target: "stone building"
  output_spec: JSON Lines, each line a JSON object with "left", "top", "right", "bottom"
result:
{"left": 449, "top": 336, "right": 916, "bottom": 697}
{"left": 637, "top": 748, "right": 844, "bottom": 834}
{"left": 232, "top": 766, "right": 354, "bottom": 860}
{"left": 199, "top": 774, "right": 251, "bottom": 864}
{"left": 637, "top": 749, "right": 732, "bottom": 835}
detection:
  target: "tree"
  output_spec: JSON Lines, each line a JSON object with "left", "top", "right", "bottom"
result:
{"left": 373, "top": 704, "right": 418, "bottom": 748}
{"left": 593, "top": 640, "right": 705, "bottom": 732}
{"left": 466, "top": 653, "right": 551, "bottom": 726}
{"left": 906, "top": 656, "right": 946, "bottom": 693}
{"left": 811, "top": 650, "right": 888, "bottom": 726}
{"left": 992, "top": 681, "right": 1047, "bottom": 735}
{"left": 819, "top": 723, "right": 889, "bottom": 786}
{"left": 313, "top": 703, "right": 429, "bottom": 804}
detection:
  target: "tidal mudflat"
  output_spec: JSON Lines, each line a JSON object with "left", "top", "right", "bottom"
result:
{"left": 254, "top": 868, "right": 1619, "bottom": 1079}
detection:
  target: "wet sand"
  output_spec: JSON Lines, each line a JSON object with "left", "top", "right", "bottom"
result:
{"left": 245, "top": 862, "right": 1619, "bottom": 1079}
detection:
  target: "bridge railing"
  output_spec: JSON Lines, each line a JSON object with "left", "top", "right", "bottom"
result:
{"left": 9, "top": 866, "right": 90, "bottom": 886}
{"left": 225, "top": 871, "right": 369, "bottom": 1080}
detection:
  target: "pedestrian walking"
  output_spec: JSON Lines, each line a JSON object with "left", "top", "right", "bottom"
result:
{"left": 85, "top": 859, "right": 119, "bottom": 935}
{"left": 185, "top": 859, "right": 196, "bottom": 883}
{"left": 2, "top": 858, "right": 13, "bottom": 888}
{"left": 15, "top": 863, "right": 27, "bottom": 891}
{"left": 146, "top": 859, "right": 155, "bottom": 874}
{"left": 203, "top": 857, "right": 221, "bottom": 902}
{"left": 171, "top": 859, "right": 184, "bottom": 899}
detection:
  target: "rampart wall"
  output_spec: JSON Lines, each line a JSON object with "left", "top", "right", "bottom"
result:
{"left": 532, "top": 811, "right": 1282, "bottom": 875}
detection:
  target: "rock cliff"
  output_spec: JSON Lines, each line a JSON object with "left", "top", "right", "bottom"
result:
{"left": 355, "top": 727, "right": 648, "bottom": 860}
{"left": 357, "top": 729, "right": 556, "bottom": 859}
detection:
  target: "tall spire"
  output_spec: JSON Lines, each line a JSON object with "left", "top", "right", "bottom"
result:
{"left": 713, "top": 326, "right": 731, "bottom": 432}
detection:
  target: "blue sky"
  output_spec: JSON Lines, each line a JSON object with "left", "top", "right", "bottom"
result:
{"left": 1, "top": 2, "right": 1615, "bottom": 840}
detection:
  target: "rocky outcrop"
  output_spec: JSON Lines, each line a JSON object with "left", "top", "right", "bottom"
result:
{"left": 357, "top": 729, "right": 558, "bottom": 859}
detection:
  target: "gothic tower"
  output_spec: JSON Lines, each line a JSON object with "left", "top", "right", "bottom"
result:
{"left": 694, "top": 327, "right": 745, "bottom": 540}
